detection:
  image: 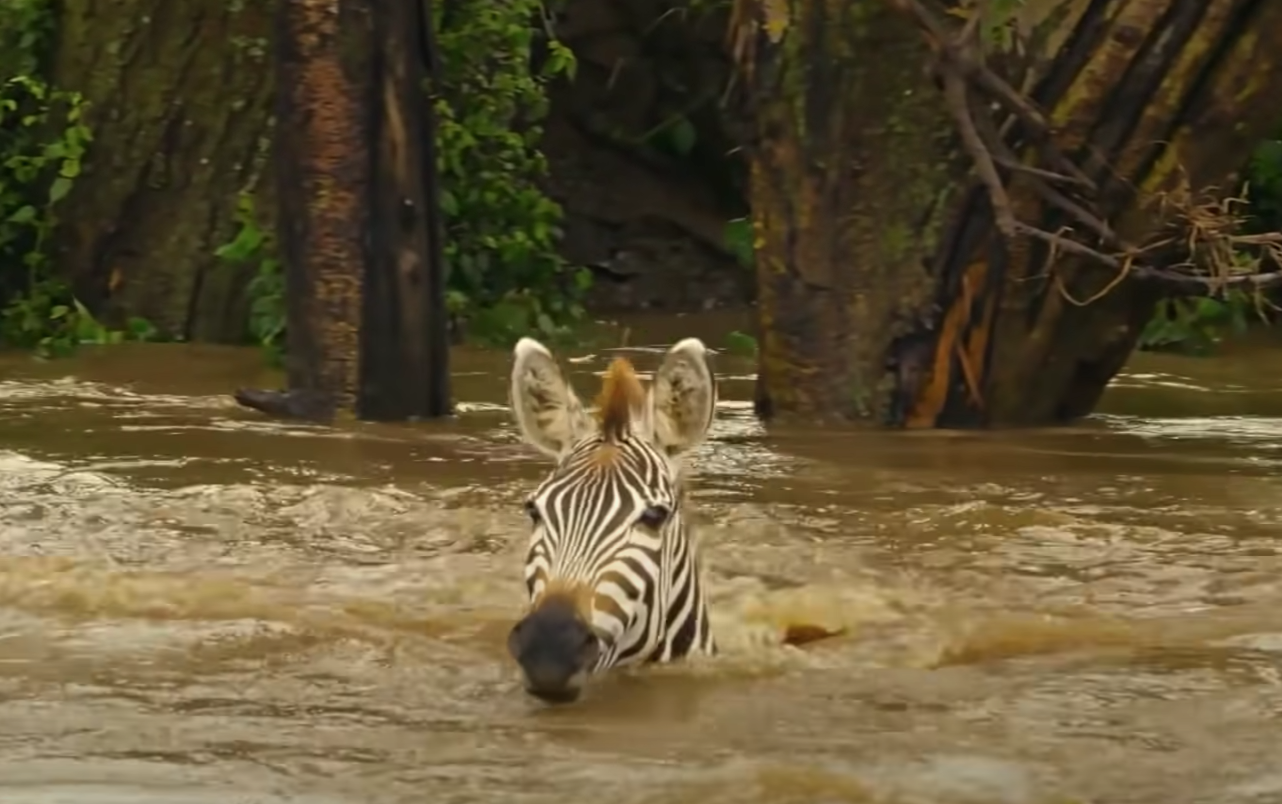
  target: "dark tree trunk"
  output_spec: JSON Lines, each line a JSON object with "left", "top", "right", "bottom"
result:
{"left": 236, "top": 0, "right": 450, "bottom": 422}
{"left": 361, "top": 0, "right": 451, "bottom": 420}
{"left": 50, "top": 0, "right": 274, "bottom": 341}
{"left": 743, "top": 0, "right": 1282, "bottom": 428}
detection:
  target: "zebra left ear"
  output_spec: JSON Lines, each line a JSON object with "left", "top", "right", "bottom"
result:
{"left": 511, "top": 337, "right": 592, "bottom": 457}
{"left": 649, "top": 337, "right": 716, "bottom": 456}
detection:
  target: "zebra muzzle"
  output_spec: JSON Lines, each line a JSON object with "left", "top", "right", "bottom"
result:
{"left": 508, "top": 597, "right": 602, "bottom": 703}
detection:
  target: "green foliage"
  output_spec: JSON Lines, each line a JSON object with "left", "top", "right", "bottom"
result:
{"left": 214, "top": 194, "right": 284, "bottom": 366}
{"left": 724, "top": 329, "right": 758, "bottom": 357}
{"left": 1138, "top": 291, "right": 1266, "bottom": 355}
{"left": 1247, "top": 136, "right": 1282, "bottom": 232}
{"left": 724, "top": 216, "right": 754, "bottom": 269}
{"left": 433, "top": 2, "right": 592, "bottom": 346}
{"left": 0, "top": 0, "right": 52, "bottom": 79}
{"left": 0, "top": 2, "right": 156, "bottom": 357}
{"left": 637, "top": 112, "right": 700, "bottom": 159}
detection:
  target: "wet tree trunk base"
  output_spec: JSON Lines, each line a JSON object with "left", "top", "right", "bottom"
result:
{"left": 236, "top": 0, "right": 451, "bottom": 424}
{"left": 233, "top": 388, "right": 336, "bottom": 423}
{"left": 741, "top": 0, "right": 1282, "bottom": 428}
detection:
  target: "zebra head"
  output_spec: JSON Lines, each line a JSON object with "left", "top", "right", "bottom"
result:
{"left": 506, "top": 337, "right": 717, "bottom": 703}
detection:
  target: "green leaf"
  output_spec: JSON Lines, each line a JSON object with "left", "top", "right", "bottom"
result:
{"left": 438, "top": 188, "right": 458, "bottom": 216}
{"left": 667, "top": 117, "right": 697, "bottom": 156}
{"left": 724, "top": 217, "right": 754, "bottom": 268}
{"left": 7, "top": 205, "right": 37, "bottom": 224}
{"left": 127, "top": 317, "right": 159, "bottom": 341}
{"left": 725, "top": 330, "right": 758, "bottom": 357}
{"left": 48, "top": 176, "right": 73, "bottom": 204}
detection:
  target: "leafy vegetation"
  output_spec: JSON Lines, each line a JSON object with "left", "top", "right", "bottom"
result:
{"left": 214, "top": 194, "right": 284, "bottom": 365}
{"left": 724, "top": 328, "right": 757, "bottom": 357}
{"left": 433, "top": 0, "right": 590, "bottom": 346}
{"left": 0, "top": 0, "right": 158, "bottom": 356}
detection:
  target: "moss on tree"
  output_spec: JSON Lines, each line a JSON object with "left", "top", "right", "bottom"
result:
{"left": 48, "top": 0, "right": 274, "bottom": 342}
{"left": 748, "top": 0, "right": 963, "bottom": 423}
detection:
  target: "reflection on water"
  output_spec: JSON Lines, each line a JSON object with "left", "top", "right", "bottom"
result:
{"left": 1, "top": 329, "right": 1282, "bottom": 803}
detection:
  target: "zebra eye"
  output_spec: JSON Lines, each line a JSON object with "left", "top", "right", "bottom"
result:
{"left": 524, "top": 500, "right": 542, "bottom": 525}
{"left": 638, "top": 504, "right": 670, "bottom": 529}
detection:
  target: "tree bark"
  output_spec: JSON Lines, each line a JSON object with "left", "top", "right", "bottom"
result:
{"left": 744, "top": 0, "right": 1282, "bottom": 428}
{"left": 361, "top": 0, "right": 451, "bottom": 420}
{"left": 235, "top": 0, "right": 451, "bottom": 423}
{"left": 50, "top": 0, "right": 274, "bottom": 342}
{"left": 270, "top": 0, "right": 370, "bottom": 420}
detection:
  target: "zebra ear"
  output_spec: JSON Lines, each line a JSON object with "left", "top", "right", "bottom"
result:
{"left": 649, "top": 337, "right": 716, "bottom": 455}
{"left": 510, "top": 337, "right": 591, "bottom": 457}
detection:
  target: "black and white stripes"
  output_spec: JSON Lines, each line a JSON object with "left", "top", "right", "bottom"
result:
{"left": 523, "top": 432, "right": 715, "bottom": 670}
{"left": 507, "top": 336, "right": 719, "bottom": 698}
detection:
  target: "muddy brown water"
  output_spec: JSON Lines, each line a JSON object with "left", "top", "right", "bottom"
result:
{"left": 2, "top": 315, "right": 1282, "bottom": 804}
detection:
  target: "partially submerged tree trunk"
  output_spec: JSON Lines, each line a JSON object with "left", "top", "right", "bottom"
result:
{"left": 361, "top": 0, "right": 452, "bottom": 420}
{"left": 740, "top": 0, "right": 1282, "bottom": 427}
{"left": 50, "top": 0, "right": 274, "bottom": 341}
{"left": 235, "top": 0, "right": 450, "bottom": 423}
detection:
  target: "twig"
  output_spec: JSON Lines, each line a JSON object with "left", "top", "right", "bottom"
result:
{"left": 991, "top": 155, "right": 1091, "bottom": 187}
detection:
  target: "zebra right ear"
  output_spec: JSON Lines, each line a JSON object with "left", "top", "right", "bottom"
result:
{"left": 649, "top": 337, "right": 716, "bottom": 456}
{"left": 510, "top": 337, "right": 591, "bottom": 457}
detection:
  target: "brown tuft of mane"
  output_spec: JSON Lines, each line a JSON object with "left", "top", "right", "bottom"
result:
{"left": 595, "top": 357, "right": 646, "bottom": 442}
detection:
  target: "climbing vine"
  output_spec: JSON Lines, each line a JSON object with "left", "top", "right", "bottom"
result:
{"left": 0, "top": 0, "right": 151, "bottom": 356}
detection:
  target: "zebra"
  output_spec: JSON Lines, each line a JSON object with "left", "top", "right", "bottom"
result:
{"left": 505, "top": 336, "right": 718, "bottom": 703}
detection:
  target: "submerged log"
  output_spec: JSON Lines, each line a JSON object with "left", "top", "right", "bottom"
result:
{"left": 235, "top": 0, "right": 451, "bottom": 423}
{"left": 738, "top": 0, "right": 1282, "bottom": 427}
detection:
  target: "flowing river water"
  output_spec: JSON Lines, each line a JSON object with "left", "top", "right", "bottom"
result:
{"left": 2, "top": 313, "right": 1282, "bottom": 804}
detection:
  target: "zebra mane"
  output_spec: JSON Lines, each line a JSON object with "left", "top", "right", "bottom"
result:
{"left": 595, "top": 357, "right": 646, "bottom": 443}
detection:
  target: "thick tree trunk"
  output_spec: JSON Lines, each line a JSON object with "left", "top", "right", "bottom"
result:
{"left": 272, "top": 0, "right": 370, "bottom": 419}
{"left": 235, "top": 0, "right": 450, "bottom": 422}
{"left": 50, "top": 0, "right": 274, "bottom": 342}
{"left": 746, "top": 0, "right": 1282, "bottom": 427}
{"left": 361, "top": 0, "right": 451, "bottom": 420}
